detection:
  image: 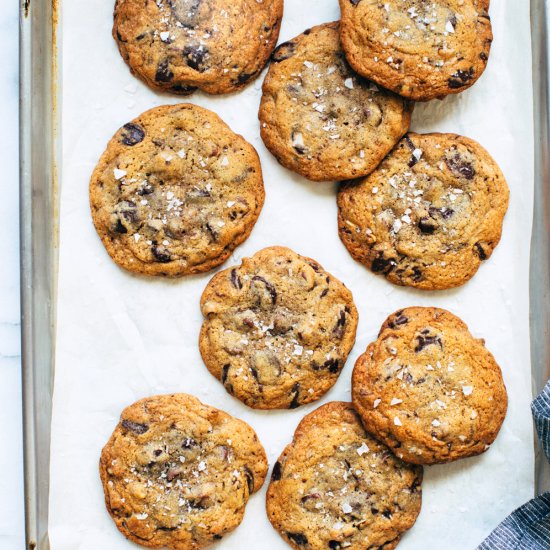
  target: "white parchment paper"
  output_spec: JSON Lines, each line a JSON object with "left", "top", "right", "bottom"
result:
{"left": 50, "top": 1, "right": 535, "bottom": 548}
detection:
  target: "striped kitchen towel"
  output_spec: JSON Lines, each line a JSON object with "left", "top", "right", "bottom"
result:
{"left": 478, "top": 380, "right": 550, "bottom": 549}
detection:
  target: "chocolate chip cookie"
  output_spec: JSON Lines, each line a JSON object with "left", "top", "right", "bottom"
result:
{"left": 352, "top": 307, "right": 508, "bottom": 465}
{"left": 89, "top": 104, "right": 265, "bottom": 277}
{"left": 266, "top": 402, "right": 423, "bottom": 550}
{"left": 337, "top": 132, "right": 509, "bottom": 290}
{"left": 339, "top": 0, "right": 493, "bottom": 101}
{"left": 113, "top": 0, "right": 283, "bottom": 95}
{"left": 100, "top": 393, "right": 268, "bottom": 549}
{"left": 199, "top": 247, "right": 358, "bottom": 409}
{"left": 259, "top": 22, "right": 413, "bottom": 182}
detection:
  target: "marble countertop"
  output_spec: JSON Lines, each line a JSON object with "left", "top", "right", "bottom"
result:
{"left": 1, "top": 2, "right": 25, "bottom": 548}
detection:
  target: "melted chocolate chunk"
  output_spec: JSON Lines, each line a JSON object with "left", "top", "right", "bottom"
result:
{"left": 155, "top": 60, "right": 174, "bottom": 82}
{"left": 333, "top": 310, "right": 347, "bottom": 338}
{"left": 272, "top": 41, "right": 296, "bottom": 63}
{"left": 329, "top": 542, "right": 342, "bottom": 550}
{"left": 445, "top": 153, "right": 475, "bottom": 180}
{"left": 183, "top": 45, "right": 208, "bottom": 72}
{"left": 287, "top": 532, "right": 308, "bottom": 546}
{"left": 222, "top": 364, "right": 230, "bottom": 385}
{"left": 170, "top": 84, "right": 198, "bottom": 95}
{"left": 244, "top": 465, "right": 254, "bottom": 493}
{"left": 289, "top": 383, "right": 301, "bottom": 409}
{"left": 271, "top": 461, "right": 282, "bottom": 481}
{"left": 120, "top": 123, "right": 145, "bottom": 146}
{"left": 415, "top": 334, "right": 443, "bottom": 352}
{"left": 114, "top": 219, "right": 128, "bottom": 234}
{"left": 372, "top": 255, "right": 396, "bottom": 274}
{"left": 252, "top": 275, "right": 277, "bottom": 305}
{"left": 390, "top": 314, "right": 409, "bottom": 328}
{"left": 448, "top": 67, "right": 475, "bottom": 89}
{"left": 121, "top": 419, "right": 149, "bottom": 434}
{"left": 475, "top": 242, "right": 488, "bottom": 260}
{"left": 152, "top": 246, "right": 171, "bottom": 263}
{"left": 230, "top": 269, "right": 242, "bottom": 289}
{"left": 322, "top": 358, "right": 340, "bottom": 373}
{"left": 418, "top": 217, "right": 437, "bottom": 234}
{"left": 237, "top": 72, "right": 255, "bottom": 85}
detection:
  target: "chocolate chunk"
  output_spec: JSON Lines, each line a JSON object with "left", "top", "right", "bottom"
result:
{"left": 289, "top": 383, "right": 301, "bottom": 409}
{"left": 333, "top": 310, "right": 347, "bottom": 338}
{"left": 445, "top": 153, "right": 475, "bottom": 179}
{"left": 252, "top": 275, "right": 277, "bottom": 305}
{"left": 152, "top": 246, "right": 171, "bottom": 263}
{"left": 404, "top": 135, "right": 419, "bottom": 167}
{"left": 322, "top": 358, "right": 340, "bottom": 373}
{"left": 287, "top": 533, "right": 308, "bottom": 546}
{"left": 230, "top": 269, "right": 242, "bottom": 289}
{"left": 183, "top": 45, "right": 208, "bottom": 72}
{"left": 390, "top": 314, "right": 409, "bottom": 328}
{"left": 410, "top": 478, "right": 421, "bottom": 493}
{"left": 116, "top": 200, "right": 139, "bottom": 223}
{"left": 382, "top": 509, "right": 393, "bottom": 519}
{"left": 415, "top": 334, "right": 443, "bottom": 352}
{"left": 418, "top": 217, "right": 437, "bottom": 234}
{"left": 411, "top": 267, "right": 423, "bottom": 282}
{"left": 371, "top": 507, "right": 379, "bottom": 515}
{"left": 121, "top": 419, "right": 149, "bottom": 434}
{"left": 350, "top": 0, "right": 362, "bottom": 5}
{"left": 170, "top": 84, "right": 198, "bottom": 95}
{"left": 272, "top": 41, "right": 296, "bottom": 63}
{"left": 182, "top": 437, "right": 196, "bottom": 448}
{"left": 213, "top": 535, "right": 223, "bottom": 540}
{"left": 329, "top": 542, "right": 342, "bottom": 550}
{"left": 205, "top": 223, "right": 218, "bottom": 242}
{"left": 448, "top": 67, "right": 475, "bottom": 89}
{"left": 158, "top": 526, "right": 178, "bottom": 532}
{"left": 475, "top": 242, "right": 488, "bottom": 260}
{"left": 155, "top": 59, "right": 174, "bottom": 82}
{"left": 320, "top": 288, "right": 329, "bottom": 298}
{"left": 271, "top": 461, "right": 282, "bottom": 481}
{"left": 222, "top": 364, "right": 230, "bottom": 385}
{"left": 237, "top": 72, "right": 255, "bottom": 85}
{"left": 372, "top": 255, "right": 396, "bottom": 274}
{"left": 244, "top": 465, "right": 254, "bottom": 493}
{"left": 120, "top": 123, "right": 145, "bottom": 146}
{"left": 114, "top": 219, "right": 128, "bottom": 234}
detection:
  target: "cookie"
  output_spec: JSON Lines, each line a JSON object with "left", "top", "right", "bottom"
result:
{"left": 113, "top": 0, "right": 283, "bottom": 95}
{"left": 339, "top": 0, "right": 492, "bottom": 101}
{"left": 199, "top": 246, "right": 358, "bottom": 409}
{"left": 259, "top": 22, "right": 413, "bottom": 182}
{"left": 99, "top": 393, "right": 268, "bottom": 549}
{"left": 352, "top": 307, "right": 508, "bottom": 465}
{"left": 266, "top": 402, "right": 423, "bottom": 550}
{"left": 337, "top": 132, "right": 509, "bottom": 290}
{"left": 89, "top": 104, "right": 265, "bottom": 277}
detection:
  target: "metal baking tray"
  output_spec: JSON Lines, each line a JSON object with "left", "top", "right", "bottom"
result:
{"left": 19, "top": 0, "right": 550, "bottom": 548}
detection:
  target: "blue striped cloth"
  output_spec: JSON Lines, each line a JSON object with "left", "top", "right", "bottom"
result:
{"left": 478, "top": 381, "right": 550, "bottom": 549}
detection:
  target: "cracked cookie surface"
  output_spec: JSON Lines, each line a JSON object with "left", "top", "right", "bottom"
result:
{"left": 90, "top": 104, "right": 265, "bottom": 277}
{"left": 199, "top": 247, "right": 358, "bottom": 409}
{"left": 337, "top": 132, "right": 509, "bottom": 290}
{"left": 339, "top": 0, "right": 492, "bottom": 101}
{"left": 259, "top": 22, "right": 413, "bottom": 182}
{"left": 113, "top": 0, "right": 283, "bottom": 95}
{"left": 352, "top": 307, "right": 507, "bottom": 465}
{"left": 99, "top": 393, "right": 268, "bottom": 549}
{"left": 266, "top": 402, "right": 423, "bottom": 550}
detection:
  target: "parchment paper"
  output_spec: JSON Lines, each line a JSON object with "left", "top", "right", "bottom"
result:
{"left": 50, "top": 1, "right": 535, "bottom": 548}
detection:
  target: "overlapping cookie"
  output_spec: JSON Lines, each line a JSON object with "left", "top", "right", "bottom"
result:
{"left": 100, "top": 393, "right": 268, "bottom": 549}
{"left": 267, "top": 402, "right": 423, "bottom": 549}
{"left": 339, "top": 0, "right": 493, "bottom": 101}
{"left": 337, "top": 133, "right": 509, "bottom": 290}
{"left": 113, "top": 0, "right": 284, "bottom": 95}
{"left": 259, "top": 22, "right": 413, "bottom": 182}
{"left": 352, "top": 307, "right": 508, "bottom": 465}
{"left": 90, "top": 104, "right": 265, "bottom": 277}
{"left": 200, "top": 247, "right": 358, "bottom": 409}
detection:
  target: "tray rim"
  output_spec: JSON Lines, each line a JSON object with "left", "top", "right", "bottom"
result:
{"left": 19, "top": 1, "right": 550, "bottom": 548}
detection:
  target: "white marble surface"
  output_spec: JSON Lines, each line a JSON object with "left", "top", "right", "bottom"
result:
{"left": 0, "top": 1, "right": 25, "bottom": 549}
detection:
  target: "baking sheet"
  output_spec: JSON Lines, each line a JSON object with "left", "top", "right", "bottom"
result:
{"left": 50, "top": 1, "right": 535, "bottom": 548}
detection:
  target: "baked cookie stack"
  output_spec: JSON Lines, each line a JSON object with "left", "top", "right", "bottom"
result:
{"left": 89, "top": 1, "right": 511, "bottom": 549}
